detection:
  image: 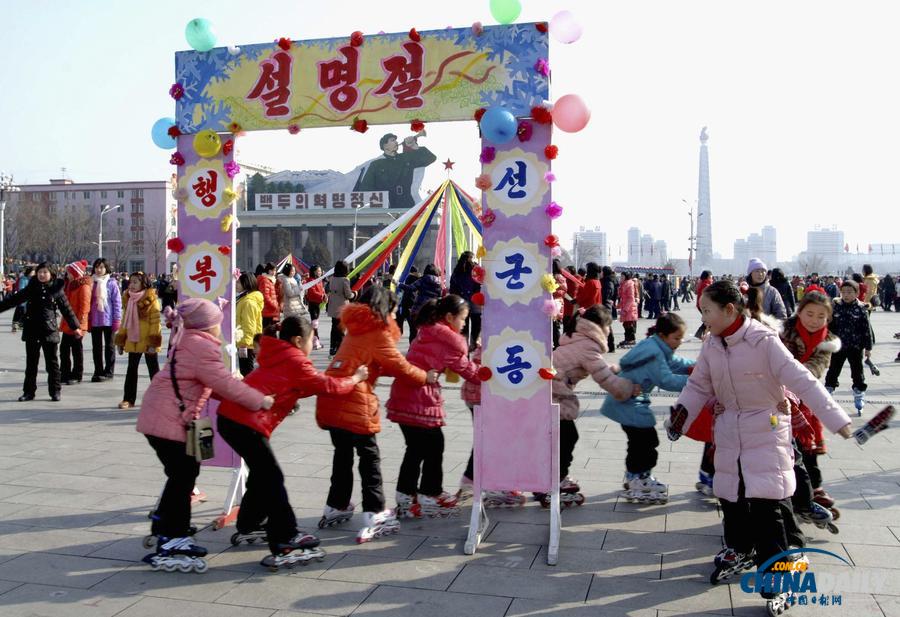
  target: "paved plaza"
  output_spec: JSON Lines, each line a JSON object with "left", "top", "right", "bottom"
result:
{"left": 0, "top": 310, "right": 896, "bottom": 616}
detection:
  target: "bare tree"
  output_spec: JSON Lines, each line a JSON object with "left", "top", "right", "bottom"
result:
{"left": 146, "top": 217, "right": 167, "bottom": 275}
{"left": 798, "top": 253, "right": 827, "bottom": 276}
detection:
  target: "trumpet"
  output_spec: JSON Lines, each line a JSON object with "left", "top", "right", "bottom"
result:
{"left": 403, "top": 129, "right": 427, "bottom": 148}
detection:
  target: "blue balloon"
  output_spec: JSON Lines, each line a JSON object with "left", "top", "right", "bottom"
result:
{"left": 151, "top": 117, "right": 177, "bottom": 149}
{"left": 480, "top": 107, "right": 517, "bottom": 144}
{"left": 185, "top": 18, "right": 217, "bottom": 52}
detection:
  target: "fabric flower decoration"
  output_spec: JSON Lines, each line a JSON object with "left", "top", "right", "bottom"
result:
{"left": 166, "top": 237, "right": 185, "bottom": 253}
{"left": 169, "top": 83, "right": 184, "bottom": 100}
{"left": 477, "top": 366, "right": 492, "bottom": 381}
{"left": 475, "top": 174, "right": 492, "bottom": 191}
{"left": 534, "top": 58, "right": 550, "bottom": 77}
{"left": 217, "top": 245, "right": 232, "bottom": 255}
{"left": 287, "top": 124, "right": 301, "bottom": 135}
{"left": 479, "top": 146, "right": 496, "bottom": 164}
{"left": 472, "top": 21, "right": 484, "bottom": 36}
{"left": 544, "top": 171, "right": 556, "bottom": 183}
{"left": 471, "top": 265, "right": 486, "bottom": 284}
{"left": 167, "top": 126, "right": 182, "bottom": 138}
{"left": 228, "top": 122, "right": 242, "bottom": 135}
{"left": 222, "top": 188, "right": 237, "bottom": 204}
{"left": 545, "top": 201, "right": 563, "bottom": 219}
{"left": 473, "top": 108, "right": 487, "bottom": 122}
{"left": 476, "top": 245, "right": 487, "bottom": 258}
{"left": 277, "top": 37, "right": 292, "bottom": 50}
{"left": 535, "top": 22, "right": 548, "bottom": 33}
{"left": 544, "top": 234, "right": 560, "bottom": 248}
{"left": 222, "top": 139, "right": 234, "bottom": 155}
{"left": 352, "top": 117, "right": 369, "bottom": 133}
{"left": 541, "top": 273, "right": 559, "bottom": 293}
{"left": 531, "top": 106, "right": 553, "bottom": 125}
{"left": 410, "top": 120, "right": 425, "bottom": 132}
{"left": 224, "top": 161, "right": 241, "bottom": 178}
{"left": 541, "top": 298, "right": 560, "bottom": 318}
{"left": 538, "top": 367, "right": 557, "bottom": 380}
{"left": 175, "top": 187, "right": 189, "bottom": 201}
{"left": 232, "top": 267, "right": 242, "bottom": 280}
{"left": 220, "top": 214, "right": 234, "bottom": 232}
{"left": 471, "top": 292, "right": 485, "bottom": 306}
{"left": 169, "top": 152, "right": 185, "bottom": 166}
{"left": 227, "top": 45, "right": 241, "bottom": 56}
{"left": 409, "top": 28, "right": 421, "bottom": 42}
{"left": 517, "top": 120, "right": 533, "bottom": 142}
{"left": 550, "top": 246, "right": 562, "bottom": 258}
{"left": 479, "top": 208, "right": 496, "bottom": 228}
{"left": 350, "top": 30, "right": 364, "bottom": 47}
{"left": 544, "top": 145, "right": 559, "bottom": 160}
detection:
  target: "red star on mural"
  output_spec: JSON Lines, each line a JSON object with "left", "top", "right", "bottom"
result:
{"left": 443, "top": 159, "right": 455, "bottom": 170}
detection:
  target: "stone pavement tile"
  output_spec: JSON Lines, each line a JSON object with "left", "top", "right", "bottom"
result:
{"left": 349, "top": 586, "right": 510, "bottom": 617}
{"left": 730, "top": 589, "right": 883, "bottom": 616}
{"left": 877, "top": 594, "right": 900, "bottom": 617}
{"left": 205, "top": 545, "right": 337, "bottom": 577}
{"left": 0, "top": 580, "right": 22, "bottom": 595}
{"left": 506, "top": 598, "right": 661, "bottom": 617}
{"left": 0, "top": 583, "right": 142, "bottom": 617}
{"left": 663, "top": 510, "right": 723, "bottom": 536}
{"left": 215, "top": 573, "right": 373, "bottom": 614}
{"left": 555, "top": 505, "right": 668, "bottom": 533}
{"left": 842, "top": 543, "right": 900, "bottom": 569}
{"left": 811, "top": 563, "right": 900, "bottom": 596}
{"left": 407, "top": 537, "right": 540, "bottom": 569}
{"left": 0, "top": 485, "right": 38, "bottom": 500}
{"left": 396, "top": 511, "right": 488, "bottom": 540}
{"left": 92, "top": 565, "right": 253, "bottom": 602}
{"left": 87, "top": 536, "right": 159, "bottom": 563}
{"left": 0, "top": 548, "right": 24, "bottom": 565}
{"left": 86, "top": 511, "right": 163, "bottom": 536}
{"left": 448, "top": 563, "right": 592, "bottom": 602}
{"left": 587, "top": 576, "right": 732, "bottom": 614}
{"left": 531, "top": 545, "right": 662, "bottom": 578}
{"left": 0, "top": 501, "right": 28, "bottom": 518}
{"left": 1, "top": 504, "right": 121, "bottom": 529}
{"left": 115, "top": 596, "right": 276, "bottom": 617}
{"left": 0, "top": 456, "right": 32, "bottom": 470}
{"left": 0, "top": 526, "right": 123, "bottom": 556}
{"left": 486, "top": 521, "right": 607, "bottom": 549}
{"left": 18, "top": 456, "right": 108, "bottom": 475}
{"left": 315, "top": 530, "right": 428, "bottom": 560}
{"left": 0, "top": 552, "right": 130, "bottom": 588}
{"left": 603, "top": 529, "right": 723, "bottom": 556}
{"left": 317, "top": 553, "right": 462, "bottom": 590}
{"left": 805, "top": 522, "right": 899, "bottom": 546}
{"left": 4, "top": 487, "right": 123, "bottom": 509}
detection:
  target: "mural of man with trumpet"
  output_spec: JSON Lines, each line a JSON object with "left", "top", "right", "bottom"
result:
{"left": 357, "top": 130, "right": 436, "bottom": 209}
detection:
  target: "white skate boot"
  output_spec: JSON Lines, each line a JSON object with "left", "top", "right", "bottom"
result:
{"left": 318, "top": 503, "right": 355, "bottom": 529}
{"left": 410, "top": 492, "right": 460, "bottom": 518}
{"left": 356, "top": 509, "right": 401, "bottom": 543}
{"left": 622, "top": 472, "right": 668, "bottom": 504}
{"left": 395, "top": 491, "right": 417, "bottom": 518}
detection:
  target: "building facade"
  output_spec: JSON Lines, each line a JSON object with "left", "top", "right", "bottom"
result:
{"left": 573, "top": 226, "right": 607, "bottom": 267}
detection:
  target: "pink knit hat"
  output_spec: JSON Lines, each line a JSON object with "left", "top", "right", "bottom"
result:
{"left": 164, "top": 298, "right": 224, "bottom": 352}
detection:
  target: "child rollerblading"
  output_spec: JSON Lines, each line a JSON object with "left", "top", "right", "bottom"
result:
{"left": 261, "top": 532, "right": 326, "bottom": 571}
{"left": 709, "top": 547, "right": 756, "bottom": 585}
{"left": 143, "top": 536, "right": 208, "bottom": 573}
{"left": 825, "top": 280, "right": 872, "bottom": 418}
{"left": 318, "top": 503, "right": 355, "bottom": 528}
{"left": 356, "top": 509, "right": 401, "bottom": 543}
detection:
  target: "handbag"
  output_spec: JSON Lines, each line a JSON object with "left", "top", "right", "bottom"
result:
{"left": 171, "top": 353, "right": 215, "bottom": 462}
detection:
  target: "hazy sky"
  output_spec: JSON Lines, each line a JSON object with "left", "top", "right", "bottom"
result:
{"left": 2, "top": 0, "right": 899, "bottom": 261}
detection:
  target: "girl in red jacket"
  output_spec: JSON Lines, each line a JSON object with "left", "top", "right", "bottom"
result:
{"left": 387, "top": 295, "right": 482, "bottom": 518}
{"left": 217, "top": 317, "right": 367, "bottom": 569}
{"left": 575, "top": 261, "right": 602, "bottom": 310}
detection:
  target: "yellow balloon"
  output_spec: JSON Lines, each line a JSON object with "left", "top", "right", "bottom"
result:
{"left": 193, "top": 129, "right": 222, "bottom": 158}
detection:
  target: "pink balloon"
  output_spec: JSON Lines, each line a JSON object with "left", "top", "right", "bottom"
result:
{"left": 550, "top": 10, "right": 583, "bottom": 44}
{"left": 552, "top": 94, "right": 591, "bottom": 133}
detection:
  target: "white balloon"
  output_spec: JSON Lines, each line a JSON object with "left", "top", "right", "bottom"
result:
{"left": 550, "top": 10, "right": 583, "bottom": 44}
{"left": 227, "top": 45, "right": 241, "bottom": 56}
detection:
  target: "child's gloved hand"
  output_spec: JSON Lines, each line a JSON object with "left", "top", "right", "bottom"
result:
{"left": 665, "top": 405, "right": 688, "bottom": 441}
{"left": 426, "top": 369, "right": 441, "bottom": 384}
{"left": 260, "top": 395, "right": 275, "bottom": 410}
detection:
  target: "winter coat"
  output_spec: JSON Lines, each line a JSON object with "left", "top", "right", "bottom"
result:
{"left": 824, "top": 283, "right": 839, "bottom": 299}
{"left": 406, "top": 274, "right": 443, "bottom": 316}
{"left": 235, "top": 291, "right": 264, "bottom": 348}
{"left": 326, "top": 277, "right": 354, "bottom": 318}
{"left": 773, "top": 280, "right": 796, "bottom": 316}
{"left": 575, "top": 278, "right": 601, "bottom": 308}
{"left": 315, "top": 304, "right": 428, "bottom": 435}
{"left": 551, "top": 318, "right": 634, "bottom": 421}
{"left": 830, "top": 298, "right": 873, "bottom": 350}
{"left": 277, "top": 274, "right": 309, "bottom": 321}
{"left": 258, "top": 275, "right": 280, "bottom": 319}
{"left": 386, "top": 322, "right": 480, "bottom": 428}
{"left": 646, "top": 280, "right": 662, "bottom": 301}
{"left": 217, "top": 336, "right": 357, "bottom": 438}
{"left": 863, "top": 274, "right": 880, "bottom": 305}
{"left": 617, "top": 278, "right": 638, "bottom": 322}
{"left": 89, "top": 276, "right": 122, "bottom": 329}
{"left": 136, "top": 329, "right": 267, "bottom": 443}
{"left": 0, "top": 278, "right": 80, "bottom": 344}
{"left": 450, "top": 269, "right": 482, "bottom": 315}
{"left": 306, "top": 280, "right": 326, "bottom": 306}
{"left": 60, "top": 276, "right": 92, "bottom": 335}
{"left": 461, "top": 345, "right": 483, "bottom": 406}
{"left": 749, "top": 282, "right": 787, "bottom": 319}
{"left": 600, "top": 275, "right": 617, "bottom": 310}
{"left": 676, "top": 317, "right": 852, "bottom": 502}
{"left": 779, "top": 316, "right": 841, "bottom": 380}
{"left": 114, "top": 289, "right": 162, "bottom": 353}
{"left": 399, "top": 273, "right": 420, "bottom": 311}
{"left": 601, "top": 335, "right": 694, "bottom": 428}
{"left": 563, "top": 275, "right": 579, "bottom": 319}
{"left": 695, "top": 278, "right": 711, "bottom": 309}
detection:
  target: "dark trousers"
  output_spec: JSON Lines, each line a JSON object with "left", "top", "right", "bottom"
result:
{"left": 326, "top": 428, "right": 384, "bottom": 513}
{"left": 464, "top": 405, "right": 475, "bottom": 481}
{"left": 825, "top": 347, "right": 867, "bottom": 392}
{"left": 720, "top": 469, "right": 790, "bottom": 574}
{"left": 262, "top": 316, "right": 276, "bottom": 328}
{"left": 621, "top": 425, "right": 659, "bottom": 474}
{"left": 397, "top": 425, "right": 445, "bottom": 496}
{"left": 646, "top": 299, "right": 660, "bottom": 319}
{"left": 801, "top": 451, "right": 822, "bottom": 490}
{"left": 607, "top": 330, "right": 616, "bottom": 353}
{"left": 24, "top": 339, "right": 61, "bottom": 397}
{"left": 700, "top": 442, "right": 716, "bottom": 474}
{"left": 91, "top": 326, "right": 115, "bottom": 378}
{"left": 560, "top": 419, "right": 579, "bottom": 479}
{"left": 217, "top": 415, "right": 297, "bottom": 548}
{"left": 238, "top": 349, "right": 256, "bottom": 377}
{"left": 672, "top": 295, "right": 680, "bottom": 310}
{"left": 60, "top": 333, "right": 84, "bottom": 382}
{"left": 146, "top": 435, "right": 200, "bottom": 538}
{"left": 123, "top": 352, "right": 160, "bottom": 404}
{"left": 552, "top": 320, "right": 562, "bottom": 349}
{"left": 462, "top": 313, "right": 482, "bottom": 350}
{"left": 329, "top": 317, "right": 344, "bottom": 354}
{"left": 623, "top": 321, "right": 636, "bottom": 343}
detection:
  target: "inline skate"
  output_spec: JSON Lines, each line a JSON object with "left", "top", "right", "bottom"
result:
{"left": 852, "top": 388, "right": 865, "bottom": 416}
{"left": 709, "top": 547, "right": 756, "bottom": 584}
{"left": 696, "top": 470, "right": 714, "bottom": 497}
{"left": 230, "top": 528, "right": 268, "bottom": 546}
{"left": 356, "top": 509, "right": 401, "bottom": 543}
{"left": 813, "top": 488, "right": 840, "bottom": 521}
{"left": 622, "top": 472, "right": 668, "bottom": 505}
{"left": 260, "top": 532, "right": 325, "bottom": 571}
{"left": 409, "top": 492, "right": 460, "bottom": 518}
{"left": 796, "top": 501, "right": 838, "bottom": 534}
{"left": 142, "top": 536, "right": 208, "bottom": 573}
{"left": 538, "top": 477, "right": 585, "bottom": 508}
{"left": 395, "top": 491, "right": 417, "bottom": 518}
{"left": 853, "top": 405, "right": 895, "bottom": 445}
{"left": 318, "top": 503, "right": 355, "bottom": 528}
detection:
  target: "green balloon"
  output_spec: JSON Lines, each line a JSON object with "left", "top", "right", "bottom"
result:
{"left": 185, "top": 18, "right": 217, "bottom": 52}
{"left": 489, "top": 0, "right": 522, "bottom": 24}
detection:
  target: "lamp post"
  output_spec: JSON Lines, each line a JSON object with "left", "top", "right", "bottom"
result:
{"left": 98, "top": 204, "right": 122, "bottom": 259}
{"left": 0, "top": 174, "right": 19, "bottom": 279}
{"left": 352, "top": 203, "right": 372, "bottom": 268}
{"left": 682, "top": 199, "right": 703, "bottom": 278}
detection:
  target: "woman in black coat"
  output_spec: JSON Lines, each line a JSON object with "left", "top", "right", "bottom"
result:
{"left": 0, "top": 263, "right": 82, "bottom": 401}
{"left": 449, "top": 251, "right": 481, "bottom": 351}
{"left": 769, "top": 268, "right": 795, "bottom": 316}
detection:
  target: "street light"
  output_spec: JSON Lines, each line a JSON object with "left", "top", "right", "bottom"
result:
{"left": 682, "top": 199, "right": 703, "bottom": 278}
{"left": 0, "top": 174, "right": 20, "bottom": 278}
{"left": 98, "top": 204, "right": 122, "bottom": 259}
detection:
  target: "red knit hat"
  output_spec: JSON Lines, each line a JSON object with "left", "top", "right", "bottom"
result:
{"left": 66, "top": 260, "right": 89, "bottom": 279}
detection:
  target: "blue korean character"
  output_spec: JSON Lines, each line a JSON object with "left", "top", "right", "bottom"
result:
{"left": 494, "top": 161, "right": 527, "bottom": 199}
{"left": 496, "top": 345, "right": 533, "bottom": 385}
{"left": 495, "top": 252, "right": 532, "bottom": 290}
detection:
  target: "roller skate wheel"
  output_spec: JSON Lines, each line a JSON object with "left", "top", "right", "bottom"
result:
{"left": 177, "top": 562, "right": 192, "bottom": 573}
{"left": 709, "top": 567, "right": 724, "bottom": 585}
{"left": 539, "top": 495, "right": 551, "bottom": 508}
{"left": 149, "top": 561, "right": 161, "bottom": 571}
{"left": 162, "top": 562, "right": 177, "bottom": 572}
{"left": 573, "top": 493, "right": 585, "bottom": 506}
{"left": 142, "top": 535, "right": 156, "bottom": 549}
{"left": 317, "top": 517, "right": 327, "bottom": 529}
{"left": 194, "top": 560, "right": 208, "bottom": 573}
{"left": 230, "top": 532, "right": 241, "bottom": 546}
{"left": 827, "top": 523, "right": 839, "bottom": 535}
{"left": 830, "top": 506, "right": 840, "bottom": 521}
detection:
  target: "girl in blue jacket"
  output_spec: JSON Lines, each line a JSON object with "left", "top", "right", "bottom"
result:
{"left": 600, "top": 313, "right": 694, "bottom": 504}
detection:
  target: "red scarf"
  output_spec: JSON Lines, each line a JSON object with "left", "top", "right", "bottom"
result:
{"left": 795, "top": 321, "right": 828, "bottom": 365}
{"left": 719, "top": 315, "right": 744, "bottom": 339}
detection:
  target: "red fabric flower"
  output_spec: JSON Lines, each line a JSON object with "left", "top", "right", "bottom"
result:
{"left": 410, "top": 120, "right": 425, "bottom": 132}
{"left": 479, "top": 146, "right": 496, "bottom": 164}
{"left": 479, "top": 208, "right": 496, "bottom": 228}
{"left": 544, "top": 145, "right": 559, "bottom": 160}
{"left": 408, "top": 28, "right": 421, "bottom": 42}
{"left": 472, "top": 292, "right": 485, "bottom": 306}
{"left": 352, "top": 117, "right": 368, "bottom": 133}
{"left": 517, "top": 120, "right": 533, "bottom": 142}
{"left": 169, "top": 83, "right": 184, "bottom": 100}
{"left": 544, "top": 234, "right": 560, "bottom": 248}
{"left": 471, "top": 265, "right": 486, "bottom": 284}
{"left": 287, "top": 124, "right": 301, "bottom": 135}
{"left": 531, "top": 106, "right": 553, "bottom": 124}
{"left": 536, "top": 22, "right": 548, "bottom": 33}
{"left": 217, "top": 245, "right": 232, "bottom": 256}
{"left": 277, "top": 37, "right": 292, "bottom": 50}
{"left": 538, "top": 367, "right": 557, "bottom": 380}
{"left": 222, "top": 139, "right": 234, "bottom": 155}
{"left": 167, "top": 237, "right": 185, "bottom": 253}
{"left": 475, "top": 174, "right": 492, "bottom": 191}
{"left": 169, "top": 152, "right": 185, "bottom": 166}
{"left": 350, "top": 31, "right": 364, "bottom": 47}
{"left": 473, "top": 108, "right": 487, "bottom": 122}
{"left": 167, "top": 126, "right": 182, "bottom": 138}
{"left": 477, "top": 366, "right": 492, "bottom": 381}
{"left": 471, "top": 21, "right": 484, "bottom": 36}
{"left": 228, "top": 122, "right": 242, "bottom": 134}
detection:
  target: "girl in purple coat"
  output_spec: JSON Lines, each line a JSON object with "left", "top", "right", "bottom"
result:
{"left": 89, "top": 258, "right": 122, "bottom": 381}
{"left": 667, "top": 281, "right": 852, "bottom": 612}
{"left": 387, "top": 295, "right": 481, "bottom": 518}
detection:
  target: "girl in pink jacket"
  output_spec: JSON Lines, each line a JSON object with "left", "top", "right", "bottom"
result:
{"left": 387, "top": 295, "right": 481, "bottom": 518}
{"left": 136, "top": 298, "right": 274, "bottom": 572}
{"left": 667, "top": 281, "right": 852, "bottom": 609}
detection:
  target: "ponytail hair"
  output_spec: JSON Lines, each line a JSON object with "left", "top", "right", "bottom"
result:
{"left": 263, "top": 316, "right": 312, "bottom": 342}
{"left": 745, "top": 286, "right": 764, "bottom": 322}
{"left": 415, "top": 294, "right": 468, "bottom": 327}
{"left": 646, "top": 312, "right": 686, "bottom": 338}
{"left": 564, "top": 305, "right": 612, "bottom": 337}
{"left": 702, "top": 280, "right": 747, "bottom": 315}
